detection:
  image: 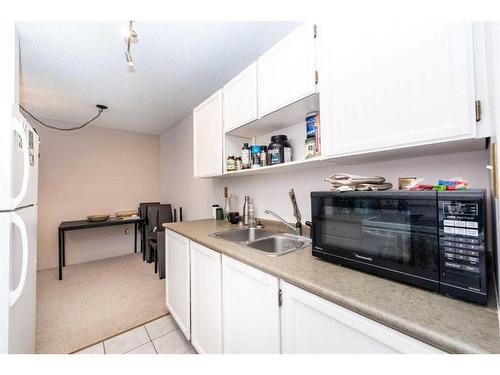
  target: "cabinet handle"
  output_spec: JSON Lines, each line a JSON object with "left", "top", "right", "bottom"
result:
{"left": 475, "top": 100, "right": 481, "bottom": 122}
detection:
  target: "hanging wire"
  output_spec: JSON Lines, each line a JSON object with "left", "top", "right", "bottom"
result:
{"left": 19, "top": 104, "right": 107, "bottom": 131}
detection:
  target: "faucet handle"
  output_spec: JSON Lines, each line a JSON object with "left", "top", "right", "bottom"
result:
{"left": 289, "top": 188, "right": 302, "bottom": 223}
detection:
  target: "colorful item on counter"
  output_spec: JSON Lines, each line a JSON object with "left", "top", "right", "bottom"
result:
{"left": 437, "top": 178, "right": 469, "bottom": 190}
{"left": 404, "top": 177, "right": 470, "bottom": 191}
{"left": 408, "top": 184, "right": 434, "bottom": 191}
{"left": 398, "top": 177, "right": 417, "bottom": 190}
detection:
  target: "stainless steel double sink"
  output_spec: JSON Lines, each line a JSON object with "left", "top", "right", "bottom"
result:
{"left": 210, "top": 227, "right": 311, "bottom": 257}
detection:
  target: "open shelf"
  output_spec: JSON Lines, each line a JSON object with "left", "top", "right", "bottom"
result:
{"left": 219, "top": 156, "right": 330, "bottom": 178}
{"left": 226, "top": 93, "right": 319, "bottom": 138}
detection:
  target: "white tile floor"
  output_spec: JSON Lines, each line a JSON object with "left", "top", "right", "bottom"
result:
{"left": 75, "top": 315, "right": 196, "bottom": 354}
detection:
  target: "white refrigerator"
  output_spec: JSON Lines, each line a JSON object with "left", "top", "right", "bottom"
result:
{"left": 0, "top": 99, "right": 39, "bottom": 354}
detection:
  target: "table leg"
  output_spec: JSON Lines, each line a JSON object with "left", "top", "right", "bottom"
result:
{"left": 62, "top": 230, "right": 66, "bottom": 267}
{"left": 142, "top": 225, "right": 146, "bottom": 261}
{"left": 58, "top": 229, "right": 63, "bottom": 280}
{"left": 154, "top": 247, "right": 158, "bottom": 274}
{"left": 134, "top": 223, "right": 137, "bottom": 253}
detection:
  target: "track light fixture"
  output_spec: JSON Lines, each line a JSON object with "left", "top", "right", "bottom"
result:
{"left": 125, "top": 20, "right": 137, "bottom": 67}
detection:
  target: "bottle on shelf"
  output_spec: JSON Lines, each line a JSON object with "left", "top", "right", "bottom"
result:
{"left": 242, "top": 143, "right": 251, "bottom": 169}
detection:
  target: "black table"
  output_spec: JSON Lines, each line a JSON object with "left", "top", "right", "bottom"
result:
{"left": 58, "top": 217, "right": 145, "bottom": 280}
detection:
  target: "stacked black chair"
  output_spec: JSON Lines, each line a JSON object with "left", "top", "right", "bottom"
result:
{"left": 138, "top": 202, "right": 159, "bottom": 261}
{"left": 146, "top": 204, "right": 173, "bottom": 278}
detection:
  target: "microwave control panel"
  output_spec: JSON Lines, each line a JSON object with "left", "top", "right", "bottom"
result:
{"left": 438, "top": 190, "right": 487, "bottom": 304}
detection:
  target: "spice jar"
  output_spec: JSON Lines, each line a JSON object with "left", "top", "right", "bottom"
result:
{"left": 235, "top": 156, "right": 242, "bottom": 170}
{"left": 226, "top": 155, "right": 236, "bottom": 171}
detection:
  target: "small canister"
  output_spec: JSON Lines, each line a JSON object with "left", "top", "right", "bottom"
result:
{"left": 260, "top": 145, "right": 267, "bottom": 167}
{"left": 216, "top": 207, "right": 224, "bottom": 220}
{"left": 226, "top": 155, "right": 236, "bottom": 171}
{"left": 305, "top": 138, "right": 315, "bottom": 159}
{"left": 212, "top": 204, "right": 220, "bottom": 219}
{"left": 235, "top": 156, "right": 242, "bottom": 170}
{"left": 251, "top": 145, "right": 261, "bottom": 168}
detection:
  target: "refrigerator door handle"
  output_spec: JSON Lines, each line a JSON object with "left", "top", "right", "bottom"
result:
{"left": 11, "top": 118, "right": 30, "bottom": 209}
{"left": 9, "top": 212, "right": 29, "bottom": 307}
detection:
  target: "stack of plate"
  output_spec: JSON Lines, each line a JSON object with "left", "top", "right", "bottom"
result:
{"left": 87, "top": 214, "right": 110, "bottom": 222}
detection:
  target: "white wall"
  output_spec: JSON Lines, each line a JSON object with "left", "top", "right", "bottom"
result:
{"left": 35, "top": 124, "right": 161, "bottom": 270}
{"left": 161, "top": 115, "right": 491, "bottom": 224}
{"left": 160, "top": 114, "right": 216, "bottom": 220}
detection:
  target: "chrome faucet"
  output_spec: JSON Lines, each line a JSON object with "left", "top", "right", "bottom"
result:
{"left": 265, "top": 188, "right": 303, "bottom": 236}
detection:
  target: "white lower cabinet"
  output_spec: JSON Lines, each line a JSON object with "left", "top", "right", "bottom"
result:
{"left": 280, "top": 281, "right": 443, "bottom": 354}
{"left": 165, "top": 230, "right": 191, "bottom": 339}
{"left": 165, "top": 233, "right": 443, "bottom": 354}
{"left": 221, "top": 255, "right": 281, "bottom": 353}
{"left": 190, "top": 242, "right": 223, "bottom": 354}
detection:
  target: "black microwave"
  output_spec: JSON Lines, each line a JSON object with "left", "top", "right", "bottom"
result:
{"left": 310, "top": 190, "right": 487, "bottom": 304}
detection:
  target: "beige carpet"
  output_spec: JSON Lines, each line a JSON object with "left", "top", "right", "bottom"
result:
{"left": 36, "top": 253, "right": 168, "bottom": 354}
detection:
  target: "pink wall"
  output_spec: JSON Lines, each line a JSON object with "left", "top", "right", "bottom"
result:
{"left": 34, "top": 125, "right": 161, "bottom": 270}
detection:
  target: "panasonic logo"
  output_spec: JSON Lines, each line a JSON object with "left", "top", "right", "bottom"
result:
{"left": 354, "top": 253, "right": 373, "bottom": 262}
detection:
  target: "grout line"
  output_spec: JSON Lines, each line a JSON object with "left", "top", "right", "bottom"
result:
{"left": 120, "top": 326, "right": 151, "bottom": 354}
{"left": 123, "top": 339, "right": 154, "bottom": 354}
{"left": 71, "top": 313, "right": 170, "bottom": 354}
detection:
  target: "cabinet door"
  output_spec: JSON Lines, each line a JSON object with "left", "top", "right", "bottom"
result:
{"left": 222, "top": 255, "right": 280, "bottom": 353}
{"left": 193, "top": 89, "right": 223, "bottom": 177}
{"left": 223, "top": 62, "right": 258, "bottom": 131}
{"left": 258, "top": 23, "right": 317, "bottom": 117}
{"left": 165, "top": 230, "right": 190, "bottom": 339}
{"left": 190, "top": 242, "right": 222, "bottom": 354}
{"left": 280, "top": 281, "right": 443, "bottom": 354}
{"left": 319, "top": 21, "right": 477, "bottom": 157}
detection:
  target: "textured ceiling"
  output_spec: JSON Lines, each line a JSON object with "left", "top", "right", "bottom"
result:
{"left": 17, "top": 21, "right": 299, "bottom": 135}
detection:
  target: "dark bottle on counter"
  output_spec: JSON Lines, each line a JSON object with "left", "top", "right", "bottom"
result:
{"left": 268, "top": 135, "right": 292, "bottom": 165}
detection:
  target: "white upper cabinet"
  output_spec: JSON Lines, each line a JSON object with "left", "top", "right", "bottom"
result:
{"left": 193, "top": 90, "right": 223, "bottom": 177}
{"left": 319, "top": 21, "right": 478, "bottom": 157}
{"left": 280, "top": 281, "right": 443, "bottom": 354}
{"left": 221, "top": 255, "right": 281, "bottom": 354}
{"left": 257, "top": 23, "right": 317, "bottom": 117}
{"left": 223, "top": 62, "right": 258, "bottom": 132}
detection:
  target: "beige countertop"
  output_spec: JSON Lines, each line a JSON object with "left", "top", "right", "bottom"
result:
{"left": 163, "top": 219, "right": 500, "bottom": 354}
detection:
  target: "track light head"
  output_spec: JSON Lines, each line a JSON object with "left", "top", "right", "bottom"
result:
{"left": 125, "top": 50, "right": 134, "bottom": 66}
{"left": 96, "top": 104, "right": 108, "bottom": 110}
